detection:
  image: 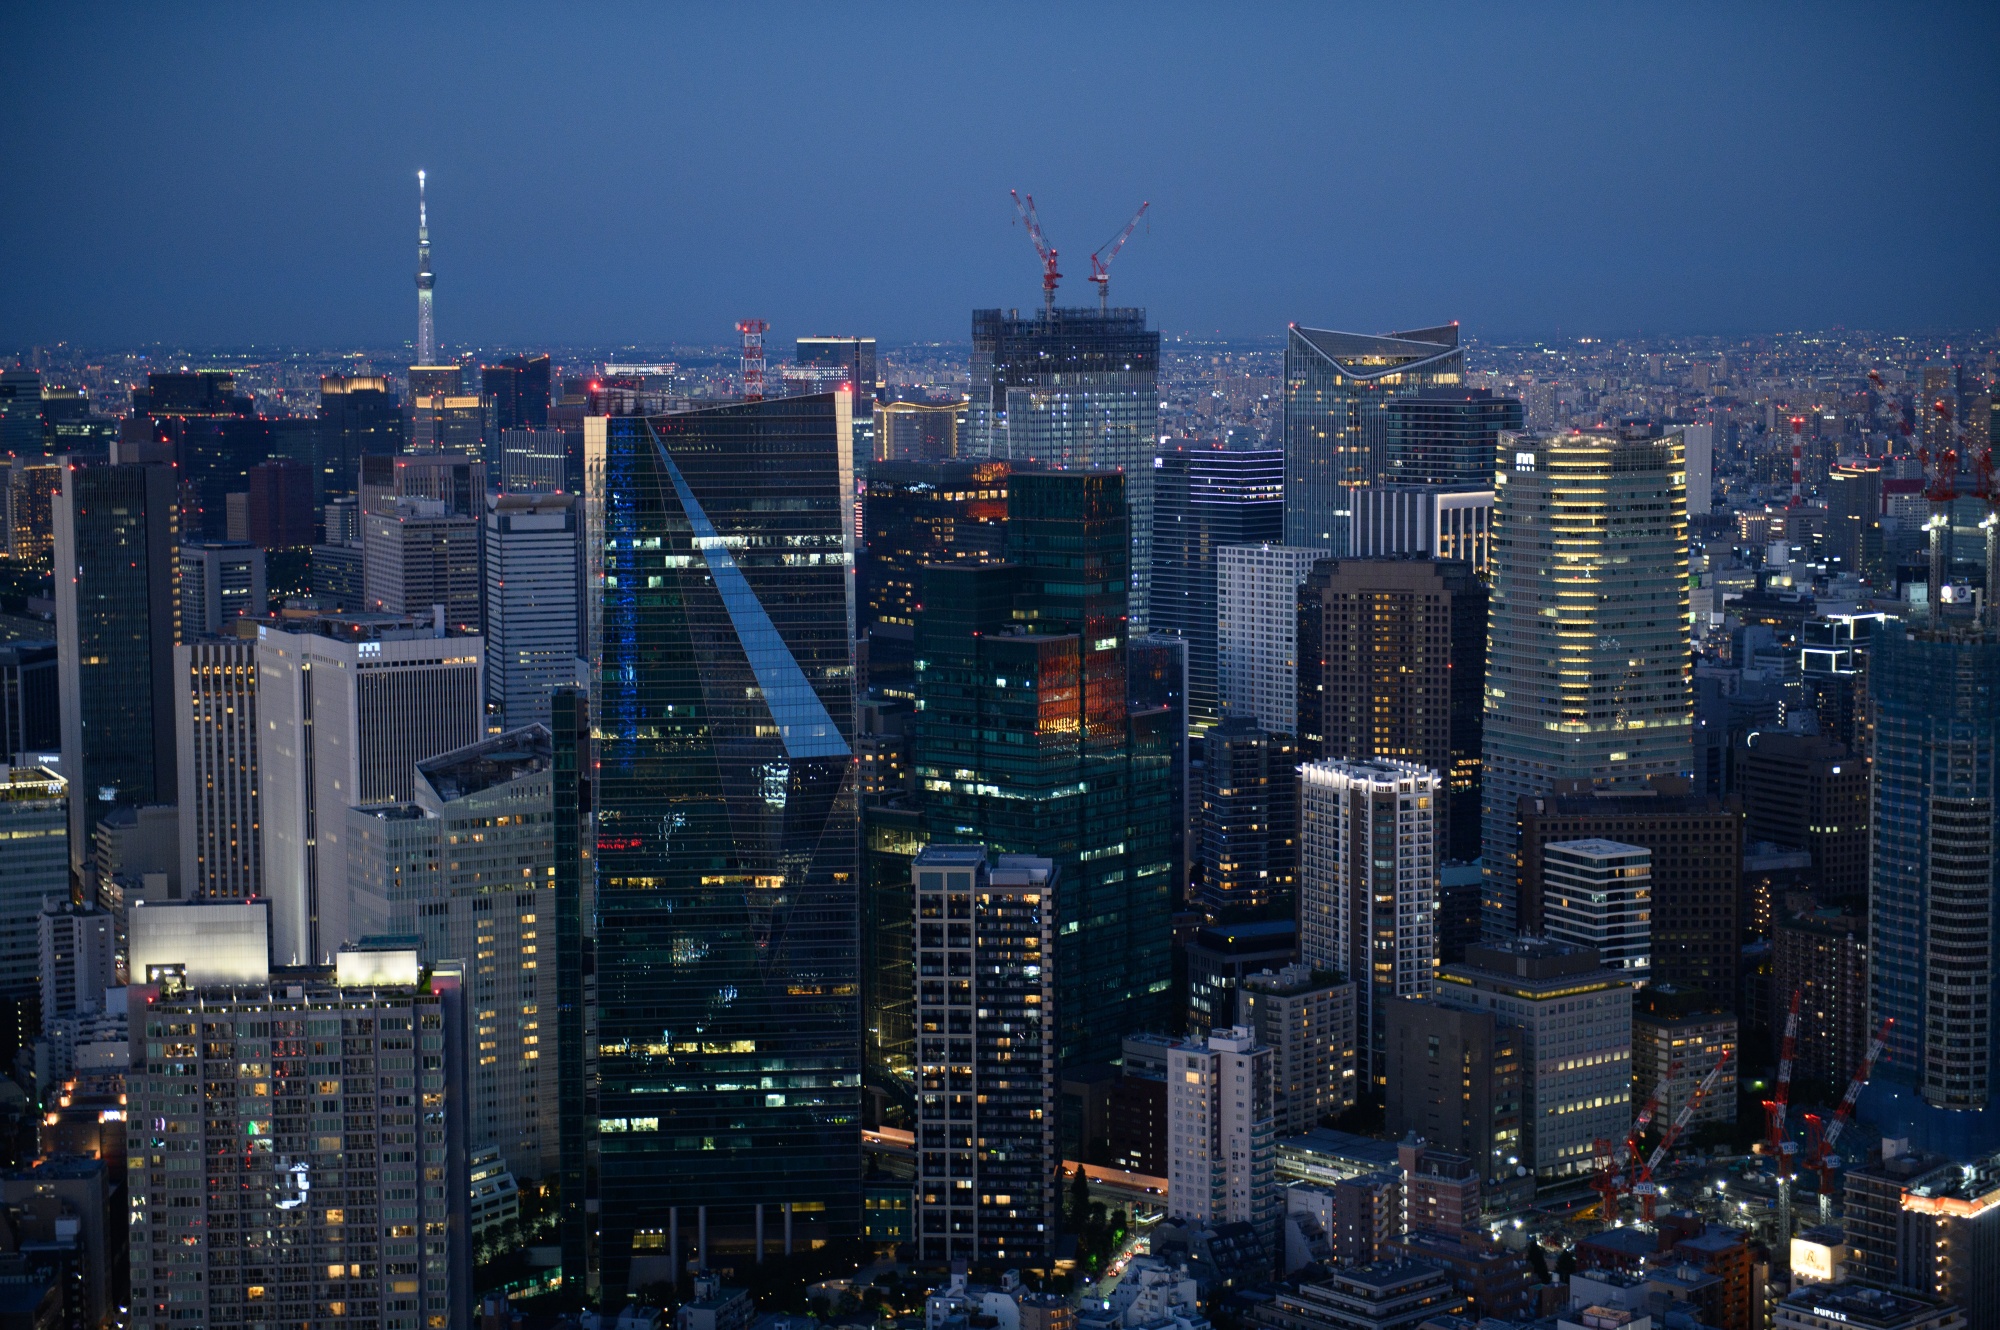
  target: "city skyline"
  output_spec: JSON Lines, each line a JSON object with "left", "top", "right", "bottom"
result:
{"left": 3, "top": 6, "right": 1998, "bottom": 348}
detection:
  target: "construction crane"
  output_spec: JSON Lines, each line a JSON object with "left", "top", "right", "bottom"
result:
{"left": 1590, "top": 1056, "right": 1700, "bottom": 1225}
{"left": 1802, "top": 1016, "right": 1895, "bottom": 1224}
{"left": 1088, "top": 201, "right": 1151, "bottom": 311}
{"left": 1761, "top": 991, "right": 1803, "bottom": 1250}
{"left": 1010, "top": 190, "right": 1061, "bottom": 314}
{"left": 737, "top": 319, "right": 768, "bottom": 401}
{"left": 1631, "top": 1048, "right": 1735, "bottom": 1223}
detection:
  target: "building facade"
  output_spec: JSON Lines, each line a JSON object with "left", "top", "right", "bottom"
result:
{"left": 1217, "top": 543, "right": 1321, "bottom": 733}
{"left": 1239, "top": 963, "right": 1358, "bottom": 1135}
{"left": 174, "top": 635, "right": 263, "bottom": 900}
{"left": 1346, "top": 487, "right": 1495, "bottom": 576}
{"left": 180, "top": 541, "right": 267, "bottom": 636}
{"left": 1382, "top": 387, "right": 1524, "bottom": 489}
{"left": 1482, "top": 425, "right": 1692, "bottom": 941}
{"left": 1299, "top": 759, "right": 1439, "bottom": 1085}
{"left": 0, "top": 767, "right": 67, "bottom": 1004}
{"left": 858, "top": 458, "right": 1009, "bottom": 693}
{"left": 484, "top": 492, "right": 581, "bottom": 730}
{"left": 1383, "top": 998, "right": 1524, "bottom": 1198}
{"left": 1198, "top": 721, "right": 1300, "bottom": 918}
{"left": 1540, "top": 839, "right": 1652, "bottom": 978}
{"left": 1168, "top": 1027, "right": 1278, "bottom": 1264}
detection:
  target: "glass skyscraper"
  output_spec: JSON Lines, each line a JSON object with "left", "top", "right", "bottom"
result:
{"left": 1149, "top": 445, "right": 1284, "bottom": 730}
{"left": 1384, "top": 387, "right": 1524, "bottom": 488}
{"left": 1281, "top": 324, "right": 1462, "bottom": 553}
{"left": 858, "top": 458, "right": 1010, "bottom": 694}
{"left": 1863, "top": 626, "right": 2000, "bottom": 1156}
{"left": 1480, "top": 424, "right": 1693, "bottom": 941}
{"left": 913, "top": 470, "right": 1174, "bottom": 1065}
{"left": 968, "top": 307, "right": 1161, "bottom": 628}
{"left": 592, "top": 394, "right": 860, "bottom": 1294}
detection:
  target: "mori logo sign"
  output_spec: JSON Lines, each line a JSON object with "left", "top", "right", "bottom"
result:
{"left": 275, "top": 1158, "right": 312, "bottom": 1210}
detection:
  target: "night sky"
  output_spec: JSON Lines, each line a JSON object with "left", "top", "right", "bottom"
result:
{"left": 3, "top": 2, "right": 1996, "bottom": 348}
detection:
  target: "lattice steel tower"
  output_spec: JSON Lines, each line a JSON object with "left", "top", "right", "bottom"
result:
{"left": 415, "top": 170, "right": 436, "bottom": 364}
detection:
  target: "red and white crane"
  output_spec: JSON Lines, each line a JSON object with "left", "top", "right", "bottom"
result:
{"left": 1088, "top": 201, "right": 1150, "bottom": 311}
{"left": 1010, "top": 190, "right": 1061, "bottom": 314}
{"left": 737, "top": 319, "right": 768, "bottom": 401}
{"left": 1632, "top": 1048, "right": 1734, "bottom": 1223}
{"left": 1803, "top": 1016, "right": 1894, "bottom": 1224}
{"left": 1761, "top": 990, "right": 1803, "bottom": 1248}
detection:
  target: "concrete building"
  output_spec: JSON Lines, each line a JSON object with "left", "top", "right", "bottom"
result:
{"left": 1774, "top": 901, "right": 1868, "bottom": 1086}
{"left": 37, "top": 899, "right": 114, "bottom": 1030}
{"left": 1773, "top": 1285, "right": 1962, "bottom": 1330}
{"left": 1217, "top": 544, "right": 1321, "bottom": 733}
{"left": 1737, "top": 733, "right": 1869, "bottom": 901}
{"left": 1346, "top": 487, "right": 1495, "bottom": 577}
{"left": 1169, "top": 1026, "right": 1278, "bottom": 1266}
{"left": 911, "top": 847, "right": 1058, "bottom": 1269}
{"left": 1240, "top": 963, "right": 1358, "bottom": 1135}
{"left": 363, "top": 497, "right": 482, "bottom": 633}
{"left": 1632, "top": 989, "right": 1737, "bottom": 1129}
{"left": 1481, "top": 425, "right": 1692, "bottom": 941}
{"left": 1397, "top": 1139, "right": 1481, "bottom": 1238}
{"left": 1198, "top": 721, "right": 1300, "bottom": 917}
{"left": 125, "top": 939, "right": 471, "bottom": 1330}
{"left": 1541, "top": 839, "right": 1652, "bottom": 979}
{"left": 1245, "top": 1261, "right": 1465, "bottom": 1330}
{"left": 174, "top": 635, "right": 263, "bottom": 900}
{"left": 1432, "top": 938, "right": 1631, "bottom": 1186}
{"left": 483, "top": 491, "right": 581, "bottom": 730}
{"left": 1381, "top": 1230, "right": 1533, "bottom": 1320}
{"left": 1185, "top": 920, "right": 1297, "bottom": 1041}
{"left": 347, "top": 725, "right": 558, "bottom": 1180}
{"left": 1683, "top": 423, "right": 1714, "bottom": 517}
{"left": 257, "top": 615, "right": 483, "bottom": 965}
{"left": 179, "top": 541, "right": 266, "bottom": 636}
{"left": 0, "top": 766, "right": 67, "bottom": 1004}
{"left": 1299, "top": 759, "right": 1438, "bottom": 1084}
{"left": 1383, "top": 999, "right": 1524, "bottom": 1201}
{"left": 1844, "top": 1143, "right": 2000, "bottom": 1330}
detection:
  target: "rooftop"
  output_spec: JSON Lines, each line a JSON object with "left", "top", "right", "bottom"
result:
{"left": 416, "top": 724, "right": 553, "bottom": 804}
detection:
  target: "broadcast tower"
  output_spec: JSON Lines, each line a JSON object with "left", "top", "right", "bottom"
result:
{"left": 415, "top": 170, "right": 436, "bottom": 364}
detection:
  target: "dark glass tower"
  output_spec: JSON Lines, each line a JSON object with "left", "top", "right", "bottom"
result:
{"left": 858, "top": 459, "right": 1010, "bottom": 694}
{"left": 914, "top": 470, "right": 1173, "bottom": 1065}
{"left": 483, "top": 354, "right": 553, "bottom": 431}
{"left": 1281, "top": 324, "right": 1462, "bottom": 553}
{"left": 1197, "top": 719, "right": 1299, "bottom": 919}
{"left": 319, "top": 375, "right": 403, "bottom": 503}
{"left": 130, "top": 371, "right": 269, "bottom": 541}
{"left": 969, "top": 307, "right": 1161, "bottom": 628}
{"left": 593, "top": 395, "right": 860, "bottom": 1293}
{"left": 1149, "top": 445, "right": 1284, "bottom": 729}
{"left": 1383, "top": 387, "right": 1523, "bottom": 488}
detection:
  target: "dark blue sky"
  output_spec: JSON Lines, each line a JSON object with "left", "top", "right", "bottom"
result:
{"left": 4, "top": 2, "right": 1996, "bottom": 349}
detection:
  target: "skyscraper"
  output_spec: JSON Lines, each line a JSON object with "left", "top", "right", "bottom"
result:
{"left": 1481, "top": 424, "right": 1692, "bottom": 941}
{"left": 1149, "top": 445, "right": 1284, "bottom": 729}
{"left": 1299, "top": 758, "right": 1439, "bottom": 1084}
{"left": 256, "top": 615, "right": 483, "bottom": 965}
{"left": 54, "top": 454, "right": 180, "bottom": 873}
{"left": 129, "top": 370, "right": 268, "bottom": 541}
{"left": 0, "top": 767, "right": 67, "bottom": 1007}
{"left": 0, "top": 368, "right": 42, "bottom": 456}
{"left": 876, "top": 399, "right": 967, "bottom": 463}
{"left": 913, "top": 469, "right": 1174, "bottom": 1065}
{"left": 1383, "top": 387, "right": 1523, "bottom": 488}
{"left": 482, "top": 354, "right": 552, "bottom": 431}
{"left": 317, "top": 374, "right": 402, "bottom": 505}
{"left": 1864, "top": 626, "right": 2000, "bottom": 1155}
{"left": 1197, "top": 720, "right": 1299, "bottom": 918}
{"left": 592, "top": 395, "right": 860, "bottom": 1292}
{"left": 416, "top": 169, "right": 436, "bottom": 364}
{"left": 1540, "top": 838, "right": 1652, "bottom": 977}
{"left": 174, "top": 636, "right": 262, "bottom": 901}
{"left": 1216, "top": 543, "right": 1320, "bottom": 733}
{"left": 858, "top": 458, "right": 1009, "bottom": 693}
{"left": 484, "top": 492, "right": 581, "bottom": 729}
{"left": 798, "top": 336, "right": 877, "bottom": 466}
{"left": 911, "top": 846, "right": 1057, "bottom": 1269}
{"left": 363, "top": 497, "right": 482, "bottom": 632}
{"left": 1282, "top": 324, "right": 1462, "bottom": 553}
{"left": 968, "top": 307, "right": 1161, "bottom": 627}
{"left": 1296, "top": 558, "right": 1487, "bottom": 862}
{"left": 1167, "top": 1026, "right": 1277, "bottom": 1266}
{"left": 179, "top": 541, "right": 266, "bottom": 635}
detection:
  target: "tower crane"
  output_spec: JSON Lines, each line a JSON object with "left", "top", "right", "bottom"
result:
{"left": 1088, "top": 201, "right": 1151, "bottom": 311}
{"left": 1761, "top": 990, "right": 1802, "bottom": 1250}
{"left": 1802, "top": 1016, "right": 1894, "bottom": 1224}
{"left": 1632, "top": 1048, "right": 1734, "bottom": 1223}
{"left": 1010, "top": 190, "right": 1061, "bottom": 314}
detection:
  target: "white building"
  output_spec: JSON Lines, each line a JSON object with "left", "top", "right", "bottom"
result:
{"left": 1167, "top": 1026, "right": 1277, "bottom": 1257}
{"left": 1683, "top": 423, "right": 1714, "bottom": 517}
{"left": 174, "top": 636, "right": 262, "bottom": 900}
{"left": 1541, "top": 838, "right": 1652, "bottom": 978}
{"left": 0, "top": 766, "right": 67, "bottom": 1002}
{"left": 256, "top": 616, "right": 482, "bottom": 965}
{"left": 1432, "top": 937, "right": 1631, "bottom": 1184}
{"left": 1216, "top": 543, "right": 1321, "bottom": 732}
{"left": 347, "top": 725, "right": 559, "bottom": 1180}
{"left": 179, "top": 542, "right": 266, "bottom": 637}
{"left": 1348, "top": 487, "right": 1495, "bottom": 576}
{"left": 363, "top": 497, "right": 482, "bottom": 634}
{"left": 484, "top": 492, "right": 581, "bottom": 731}
{"left": 38, "top": 899, "right": 115, "bottom": 1029}
{"left": 1299, "top": 758, "right": 1438, "bottom": 1086}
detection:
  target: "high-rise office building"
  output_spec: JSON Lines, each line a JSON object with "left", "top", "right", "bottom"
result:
{"left": 55, "top": 454, "right": 180, "bottom": 873}
{"left": 0, "top": 368, "right": 42, "bottom": 455}
{"left": 1168, "top": 1026, "right": 1278, "bottom": 1262}
{"left": 1682, "top": 422, "right": 1714, "bottom": 518}
{"left": 1540, "top": 839, "right": 1652, "bottom": 978}
{"left": 1738, "top": 733, "right": 1869, "bottom": 901}
{"left": 6, "top": 457, "right": 61, "bottom": 562}
{"left": 1239, "top": 963, "right": 1358, "bottom": 1135}
{"left": 798, "top": 337, "right": 876, "bottom": 465}
{"left": 410, "top": 394, "right": 488, "bottom": 459}
{"left": 913, "top": 469, "right": 1174, "bottom": 1065}
{"left": 317, "top": 375, "right": 402, "bottom": 505}
{"left": 876, "top": 399, "right": 966, "bottom": 463}
{"left": 1481, "top": 424, "right": 1692, "bottom": 941}
{"left": 1347, "top": 487, "right": 1494, "bottom": 575}
{"left": 498, "top": 427, "right": 581, "bottom": 495}
{"left": 1197, "top": 720, "right": 1299, "bottom": 918}
{"left": 257, "top": 615, "right": 483, "bottom": 965}
{"left": 859, "top": 459, "right": 1009, "bottom": 693}
{"left": 592, "top": 395, "right": 860, "bottom": 1292}
{"left": 1515, "top": 780, "right": 1741, "bottom": 997}
{"left": 125, "top": 933, "right": 472, "bottom": 1330}
{"left": 1282, "top": 324, "right": 1463, "bottom": 554}
{"left": 484, "top": 492, "right": 581, "bottom": 730}
{"left": 129, "top": 370, "right": 268, "bottom": 541}
{"left": 1129, "top": 632, "right": 1191, "bottom": 896}
{"left": 363, "top": 498, "right": 482, "bottom": 632}
{"left": 1632, "top": 989, "right": 1736, "bottom": 1129}
{"left": 910, "top": 847, "right": 1057, "bottom": 1269}
{"left": 969, "top": 307, "right": 1161, "bottom": 627}
{"left": 1865, "top": 627, "right": 2000, "bottom": 1154}
{"left": 347, "top": 725, "right": 559, "bottom": 1180}
{"left": 1432, "top": 937, "right": 1631, "bottom": 1185}
{"left": 174, "top": 636, "right": 262, "bottom": 901}
{"left": 1299, "top": 758, "right": 1439, "bottom": 1084}
{"left": 1297, "top": 558, "right": 1487, "bottom": 863}
{"left": 179, "top": 541, "right": 267, "bottom": 636}
{"left": 1150, "top": 446, "right": 1284, "bottom": 729}
{"left": 1383, "top": 388, "right": 1524, "bottom": 489}
{"left": 37, "top": 898, "right": 114, "bottom": 1029}
{"left": 1383, "top": 998, "right": 1524, "bottom": 1199}
{"left": 0, "top": 641, "right": 58, "bottom": 758}
{"left": 482, "top": 354, "right": 552, "bottom": 432}
{"left": 1217, "top": 543, "right": 1320, "bottom": 733}
{"left": 246, "top": 457, "right": 315, "bottom": 549}
{"left": 1827, "top": 462, "right": 1884, "bottom": 583}
{"left": 1774, "top": 900, "right": 1868, "bottom": 1087}
{"left": 0, "top": 767, "right": 67, "bottom": 1005}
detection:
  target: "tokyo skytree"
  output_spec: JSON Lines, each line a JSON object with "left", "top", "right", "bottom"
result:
{"left": 415, "top": 170, "right": 435, "bottom": 364}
